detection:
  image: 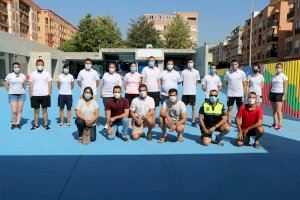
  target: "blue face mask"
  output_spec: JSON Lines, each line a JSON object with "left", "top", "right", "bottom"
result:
{"left": 63, "top": 68, "right": 69, "bottom": 74}
{"left": 13, "top": 67, "right": 20, "bottom": 74}
{"left": 210, "top": 96, "right": 218, "bottom": 103}
{"left": 84, "top": 93, "right": 92, "bottom": 100}
{"left": 210, "top": 69, "right": 216, "bottom": 75}
{"left": 149, "top": 62, "right": 155, "bottom": 67}
{"left": 130, "top": 66, "right": 136, "bottom": 72}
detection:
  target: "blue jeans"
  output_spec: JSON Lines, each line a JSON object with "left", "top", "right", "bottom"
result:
{"left": 75, "top": 118, "right": 96, "bottom": 142}
{"left": 107, "top": 118, "right": 129, "bottom": 140}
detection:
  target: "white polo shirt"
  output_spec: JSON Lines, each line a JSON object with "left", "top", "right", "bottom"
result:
{"left": 57, "top": 73, "right": 74, "bottom": 95}
{"left": 224, "top": 69, "right": 246, "bottom": 97}
{"left": 101, "top": 72, "right": 123, "bottom": 98}
{"left": 5, "top": 73, "right": 26, "bottom": 94}
{"left": 162, "top": 99, "right": 187, "bottom": 122}
{"left": 29, "top": 70, "right": 52, "bottom": 96}
{"left": 141, "top": 66, "right": 161, "bottom": 92}
{"left": 130, "top": 96, "right": 155, "bottom": 117}
{"left": 77, "top": 68, "right": 100, "bottom": 95}
{"left": 201, "top": 74, "right": 222, "bottom": 98}
{"left": 181, "top": 68, "right": 200, "bottom": 95}
{"left": 247, "top": 73, "right": 265, "bottom": 96}
{"left": 160, "top": 70, "right": 181, "bottom": 96}
{"left": 271, "top": 73, "right": 288, "bottom": 93}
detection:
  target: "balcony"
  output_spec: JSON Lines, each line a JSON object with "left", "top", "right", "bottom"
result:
{"left": 266, "top": 50, "right": 278, "bottom": 58}
{"left": 267, "top": 35, "right": 279, "bottom": 43}
{"left": 286, "top": 30, "right": 294, "bottom": 38}
{"left": 267, "top": 20, "right": 279, "bottom": 28}
{"left": 287, "top": 10, "right": 295, "bottom": 21}
{"left": 295, "top": 28, "right": 300, "bottom": 35}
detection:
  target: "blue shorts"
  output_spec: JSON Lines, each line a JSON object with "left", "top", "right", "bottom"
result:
{"left": 9, "top": 94, "right": 26, "bottom": 103}
{"left": 58, "top": 95, "right": 73, "bottom": 109}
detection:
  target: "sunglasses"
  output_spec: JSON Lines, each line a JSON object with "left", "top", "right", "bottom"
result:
{"left": 210, "top": 95, "right": 218, "bottom": 97}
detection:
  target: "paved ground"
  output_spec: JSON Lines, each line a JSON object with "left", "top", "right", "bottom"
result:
{"left": 0, "top": 85, "right": 300, "bottom": 200}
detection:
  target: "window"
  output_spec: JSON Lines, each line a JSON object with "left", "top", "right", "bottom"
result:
{"left": 45, "top": 18, "right": 48, "bottom": 24}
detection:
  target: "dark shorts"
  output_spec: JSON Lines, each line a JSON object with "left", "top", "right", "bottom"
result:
{"left": 201, "top": 126, "right": 222, "bottom": 138}
{"left": 236, "top": 128, "right": 257, "bottom": 142}
{"left": 148, "top": 92, "right": 160, "bottom": 107}
{"left": 125, "top": 93, "right": 139, "bottom": 105}
{"left": 30, "top": 95, "right": 51, "bottom": 109}
{"left": 269, "top": 92, "right": 283, "bottom": 102}
{"left": 161, "top": 95, "right": 168, "bottom": 104}
{"left": 227, "top": 97, "right": 243, "bottom": 107}
{"left": 58, "top": 95, "right": 73, "bottom": 110}
{"left": 182, "top": 95, "right": 196, "bottom": 106}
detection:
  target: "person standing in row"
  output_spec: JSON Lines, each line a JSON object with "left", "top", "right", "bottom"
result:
{"left": 269, "top": 63, "right": 288, "bottom": 131}
{"left": 160, "top": 59, "right": 181, "bottom": 104}
{"left": 57, "top": 64, "right": 74, "bottom": 127}
{"left": 77, "top": 58, "right": 100, "bottom": 99}
{"left": 201, "top": 64, "right": 222, "bottom": 102}
{"left": 181, "top": 58, "right": 200, "bottom": 127}
{"left": 4, "top": 62, "right": 27, "bottom": 130}
{"left": 100, "top": 62, "right": 123, "bottom": 106}
{"left": 224, "top": 59, "right": 247, "bottom": 125}
{"left": 29, "top": 59, "right": 52, "bottom": 131}
{"left": 141, "top": 56, "right": 161, "bottom": 110}
{"left": 247, "top": 64, "right": 264, "bottom": 105}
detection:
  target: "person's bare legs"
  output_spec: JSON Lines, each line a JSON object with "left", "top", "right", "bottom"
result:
{"left": 59, "top": 108, "right": 64, "bottom": 124}
{"left": 227, "top": 106, "right": 233, "bottom": 124}
{"left": 10, "top": 102, "right": 18, "bottom": 125}
{"left": 271, "top": 102, "right": 278, "bottom": 125}
{"left": 176, "top": 125, "right": 184, "bottom": 142}
{"left": 34, "top": 108, "right": 40, "bottom": 127}
{"left": 16, "top": 101, "right": 24, "bottom": 125}
{"left": 202, "top": 136, "right": 212, "bottom": 146}
{"left": 159, "top": 117, "right": 167, "bottom": 137}
{"left": 67, "top": 109, "right": 72, "bottom": 124}
{"left": 192, "top": 105, "right": 196, "bottom": 123}
{"left": 254, "top": 126, "right": 264, "bottom": 145}
{"left": 42, "top": 108, "right": 48, "bottom": 126}
{"left": 276, "top": 102, "right": 283, "bottom": 126}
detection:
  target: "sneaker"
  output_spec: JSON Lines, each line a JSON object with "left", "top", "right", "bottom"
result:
{"left": 276, "top": 125, "right": 283, "bottom": 131}
{"left": 30, "top": 125, "right": 39, "bottom": 131}
{"left": 59, "top": 122, "right": 64, "bottom": 127}
{"left": 191, "top": 122, "right": 197, "bottom": 127}
{"left": 44, "top": 125, "right": 51, "bottom": 131}
{"left": 146, "top": 131, "right": 153, "bottom": 141}
{"left": 253, "top": 142, "right": 261, "bottom": 149}
{"left": 16, "top": 124, "right": 21, "bottom": 130}
{"left": 67, "top": 122, "right": 71, "bottom": 127}
{"left": 214, "top": 136, "right": 224, "bottom": 146}
{"left": 11, "top": 124, "right": 16, "bottom": 130}
{"left": 121, "top": 134, "right": 129, "bottom": 142}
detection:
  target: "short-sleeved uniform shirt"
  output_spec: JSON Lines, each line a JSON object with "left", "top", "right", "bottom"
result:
{"left": 224, "top": 69, "right": 246, "bottom": 97}
{"left": 77, "top": 69, "right": 100, "bottom": 95}
{"left": 57, "top": 73, "right": 74, "bottom": 95}
{"left": 141, "top": 66, "right": 161, "bottom": 92}
{"left": 124, "top": 72, "right": 141, "bottom": 94}
{"left": 199, "top": 102, "right": 226, "bottom": 128}
{"left": 162, "top": 99, "right": 186, "bottom": 122}
{"left": 160, "top": 70, "right": 181, "bottom": 96}
{"left": 236, "top": 104, "right": 263, "bottom": 130}
{"left": 130, "top": 96, "right": 155, "bottom": 117}
{"left": 105, "top": 97, "right": 129, "bottom": 122}
{"left": 101, "top": 72, "right": 123, "bottom": 97}
{"left": 76, "top": 99, "right": 99, "bottom": 120}
{"left": 5, "top": 73, "right": 26, "bottom": 94}
{"left": 247, "top": 73, "right": 265, "bottom": 96}
{"left": 270, "top": 73, "right": 288, "bottom": 93}
{"left": 201, "top": 74, "right": 222, "bottom": 98}
{"left": 29, "top": 70, "right": 52, "bottom": 96}
{"left": 181, "top": 68, "right": 200, "bottom": 95}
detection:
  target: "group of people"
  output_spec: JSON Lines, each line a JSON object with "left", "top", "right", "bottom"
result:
{"left": 4, "top": 56, "right": 288, "bottom": 148}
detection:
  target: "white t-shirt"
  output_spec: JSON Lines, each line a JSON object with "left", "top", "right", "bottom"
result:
{"left": 57, "top": 73, "right": 74, "bottom": 95}
{"left": 247, "top": 73, "right": 265, "bottom": 96}
{"left": 29, "top": 71, "right": 52, "bottom": 96}
{"left": 101, "top": 72, "right": 123, "bottom": 98}
{"left": 201, "top": 74, "right": 222, "bottom": 98}
{"left": 77, "top": 69, "right": 100, "bottom": 95}
{"left": 162, "top": 99, "right": 187, "bottom": 122}
{"left": 5, "top": 73, "right": 26, "bottom": 94}
{"left": 181, "top": 68, "right": 200, "bottom": 95}
{"left": 160, "top": 70, "right": 181, "bottom": 96}
{"left": 224, "top": 69, "right": 246, "bottom": 97}
{"left": 271, "top": 73, "right": 288, "bottom": 93}
{"left": 141, "top": 66, "right": 161, "bottom": 92}
{"left": 130, "top": 96, "right": 155, "bottom": 117}
{"left": 75, "top": 99, "right": 99, "bottom": 120}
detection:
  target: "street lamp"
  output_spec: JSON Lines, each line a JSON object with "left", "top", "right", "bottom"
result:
{"left": 249, "top": 0, "right": 254, "bottom": 66}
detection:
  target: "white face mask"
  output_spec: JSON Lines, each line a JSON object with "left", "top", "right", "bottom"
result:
{"left": 113, "top": 92, "right": 121, "bottom": 99}
{"left": 169, "top": 96, "right": 177, "bottom": 103}
{"left": 13, "top": 67, "right": 20, "bottom": 74}
{"left": 63, "top": 68, "right": 69, "bottom": 74}
{"left": 85, "top": 64, "right": 92, "bottom": 70}
{"left": 139, "top": 91, "right": 147, "bottom": 98}
{"left": 149, "top": 62, "right": 155, "bottom": 68}
{"left": 130, "top": 66, "right": 136, "bottom": 72}
{"left": 276, "top": 68, "right": 282, "bottom": 73}
{"left": 188, "top": 63, "right": 194, "bottom": 69}
{"left": 167, "top": 64, "right": 174, "bottom": 71}
{"left": 109, "top": 67, "right": 115, "bottom": 74}
{"left": 248, "top": 98, "right": 256, "bottom": 105}
{"left": 37, "top": 65, "right": 44, "bottom": 72}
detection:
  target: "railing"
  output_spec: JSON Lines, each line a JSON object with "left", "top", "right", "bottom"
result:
{"left": 266, "top": 50, "right": 278, "bottom": 58}
{"left": 295, "top": 28, "right": 300, "bottom": 35}
{"left": 267, "top": 20, "right": 279, "bottom": 28}
{"left": 287, "top": 10, "right": 295, "bottom": 20}
{"left": 267, "top": 35, "right": 279, "bottom": 43}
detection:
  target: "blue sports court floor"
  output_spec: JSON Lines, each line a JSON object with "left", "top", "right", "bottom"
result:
{"left": 0, "top": 85, "right": 300, "bottom": 200}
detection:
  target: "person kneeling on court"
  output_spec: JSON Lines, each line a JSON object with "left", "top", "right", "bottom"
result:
{"left": 158, "top": 88, "right": 187, "bottom": 143}
{"left": 105, "top": 86, "right": 130, "bottom": 141}
{"left": 130, "top": 84, "right": 155, "bottom": 141}
{"left": 199, "top": 90, "right": 231, "bottom": 146}
{"left": 75, "top": 87, "right": 99, "bottom": 143}
{"left": 236, "top": 92, "right": 264, "bottom": 149}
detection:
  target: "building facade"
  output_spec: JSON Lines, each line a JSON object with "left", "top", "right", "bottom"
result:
{"left": 38, "top": 9, "right": 78, "bottom": 48}
{"left": 229, "top": 26, "right": 244, "bottom": 63}
{"left": 144, "top": 12, "right": 199, "bottom": 47}
{"left": 209, "top": 39, "right": 230, "bottom": 65}
{"left": 241, "top": 0, "right": 292, "bottom": 65}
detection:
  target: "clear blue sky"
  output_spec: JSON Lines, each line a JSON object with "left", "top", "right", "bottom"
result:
{"left": 35, "top": 0, "right": 269, "bottom": 45}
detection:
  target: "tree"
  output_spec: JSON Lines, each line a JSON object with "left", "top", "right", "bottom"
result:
{"left": 57, "top": 38, "right": 77, "bottom": 52}
{"left": 126, "top": 16, "right": 163, "bottom": 48}
{"left": 165, "top": 14, "right": 193, "bottom": 49}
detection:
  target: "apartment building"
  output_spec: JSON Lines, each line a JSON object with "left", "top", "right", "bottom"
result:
{"left": 0, "top": 0, "right": 40, "bottom": 41}
{"left": 229, "top": 26, "right": 244, "bottom": 63}
{"left": 241, "top": 0, "right": 292, "bottom": 65}
{"left": 38, "top": 9, "right": 78, "bottom": 48}
{"left": 144, "top": 12, "right": 199, "bottom": 47}
{"left": 209, "top": 39, "right": 230, "bottom": 64}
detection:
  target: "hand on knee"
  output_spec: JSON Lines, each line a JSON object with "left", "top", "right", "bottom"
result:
{"left": 176, "top": 126, "right": 184, "bottom": 134}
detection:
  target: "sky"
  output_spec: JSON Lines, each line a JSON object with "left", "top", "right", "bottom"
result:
{"left": 34, "top": 0, "right": 269, "bottom": 46}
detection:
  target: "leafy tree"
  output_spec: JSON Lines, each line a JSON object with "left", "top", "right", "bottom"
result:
{"left": 126, "top": 16, "right": 163, "bottom": 48}
{"left": 57, "top": 38, "right": 77, "bottom": 52}
{"left": 165, "top": 14, "right": 193, "bottom": 49}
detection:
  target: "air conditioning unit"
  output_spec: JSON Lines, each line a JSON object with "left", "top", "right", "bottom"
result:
{"left": 146, "top": 44, "right": 153, "bottom": 49}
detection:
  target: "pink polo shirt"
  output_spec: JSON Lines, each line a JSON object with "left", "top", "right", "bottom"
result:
{"left": 124, "top": 72, "right": 141, "bottom": 94}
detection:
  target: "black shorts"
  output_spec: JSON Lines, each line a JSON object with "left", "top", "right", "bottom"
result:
{"left": 148, "top": 92, "right": 160, "bottom": 107}
{"left": 201, "top": 126, "right": 222, "bottom": 138}
{"left": 269, "top": 92, "right": 283, "bottom": 102}
{"left": 58, "top": 95, "right": 73, "bottom": 110}
{"left": 125, "top": 93, "right": 139, "bottom": 105}
{"left": 31, "top": 95, "right": 51, "bottom": 109}
{"left": 182, "top": 95, "right": 196, "bottom": 106}
{"left": 236, "top": 128, "right": 257, "bottom": 142}
{"left": 227, "top": 97, "right": 243, "bottom": 107}
{"left": 161, "top": 95, "right": 168, "bottom": 104}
